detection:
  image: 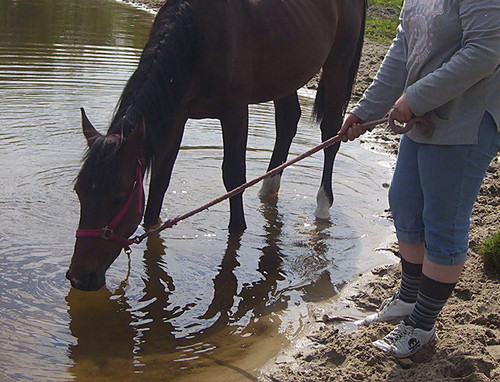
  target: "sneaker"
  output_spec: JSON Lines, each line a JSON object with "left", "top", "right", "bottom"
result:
{"left": 357, "top": 293, "right": 415, "bottom": 325}
{"left": 372, "top": 321, "right": 436, "bottom": 358}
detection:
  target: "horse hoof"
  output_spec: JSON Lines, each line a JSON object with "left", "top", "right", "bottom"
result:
{"left": 315, "top": 187, "right": 332, "bottom": 220}
{"left": 143, "top": 218, "right": 162, "bottom": 230}
{"left": 258, "top": 174, "right": 282, "bottom": 198}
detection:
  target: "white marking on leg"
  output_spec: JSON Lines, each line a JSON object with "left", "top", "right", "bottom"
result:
{"left": 258, "top": 174, "right": 282, "bottom": 197}
{"left": 315, "top": 186, "right": 332, "bottom": 220}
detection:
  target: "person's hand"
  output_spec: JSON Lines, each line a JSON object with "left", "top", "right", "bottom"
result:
{"left": 390, "top": 93, "right": 414, "bottom": 123}
{"left": 339, "top": 113, "right": 366, "bottom": 142}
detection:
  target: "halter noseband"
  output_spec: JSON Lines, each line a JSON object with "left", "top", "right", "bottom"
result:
{"left": 75, "top": 158, "right": 145, "bottom": 253}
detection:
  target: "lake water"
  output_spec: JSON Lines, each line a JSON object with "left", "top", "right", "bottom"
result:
{"left": 0, "top": 0, "right": 396, "bottom": 380}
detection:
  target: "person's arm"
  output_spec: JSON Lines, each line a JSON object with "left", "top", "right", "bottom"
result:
{"left": 406, "top": 0, "right": 500, "bottom": 116}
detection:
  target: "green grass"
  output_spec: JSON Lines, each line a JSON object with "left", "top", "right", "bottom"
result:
{"left": 369, "top": 0, "right": 403, "bottom": 8}
{"left": 365, "top": 0, "right": 403, "bottom": 44}
{"left": 479, "top": 231, "right": 500, "bottom": 273}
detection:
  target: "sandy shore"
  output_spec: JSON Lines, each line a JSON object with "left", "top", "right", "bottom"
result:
{"left": 261, "top": 154, "right": 499, "bottom": 381}
{"left": 111, "top": 1, "right": 499, "bottom": 380}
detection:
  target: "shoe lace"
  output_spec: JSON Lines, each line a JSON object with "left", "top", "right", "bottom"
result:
{"left": 385, "top": 324, "right": 413, "bottom": 344}
{"left": 378, "top": 292, "right": 399, "bottom": 312}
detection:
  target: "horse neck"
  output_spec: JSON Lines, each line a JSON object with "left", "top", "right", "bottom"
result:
{"left": 108, "top": 0, "right": 200, "bottom": 150}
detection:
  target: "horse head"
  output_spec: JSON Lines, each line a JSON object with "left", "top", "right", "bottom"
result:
{"left": 66, "top": 109, "right": 146, "bottom": 291}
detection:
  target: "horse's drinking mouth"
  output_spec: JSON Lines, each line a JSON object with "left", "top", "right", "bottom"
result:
{"left": 66, "top": 270, "right": 105, "bottom": 291}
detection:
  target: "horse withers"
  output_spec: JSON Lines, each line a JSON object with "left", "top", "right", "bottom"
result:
{"left": 67, "top": 0, "right": 367, "bottom": 291}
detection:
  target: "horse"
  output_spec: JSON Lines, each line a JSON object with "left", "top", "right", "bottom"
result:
{"left": 67, "top": 0, "right": 367, "bottom": 291}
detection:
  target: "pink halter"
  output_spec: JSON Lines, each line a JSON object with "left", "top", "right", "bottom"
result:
{"left": 76, "top": 158, "right": 145, "bottom": 253}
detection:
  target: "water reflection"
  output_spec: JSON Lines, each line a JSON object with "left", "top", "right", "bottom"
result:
{"left": 65, "top": 198, "right": 339, "bottom": 381}
{"left": 235, "top": 199, "right": 288, "bottom": 321}
{"left": 67, "top": 285, "right": 136, "bottom": 379}
{"left": 0, "top": 0, "right": 149, "bottom": 48}
{"left": 134, "top": 236, "right": 182, "bottom": 362}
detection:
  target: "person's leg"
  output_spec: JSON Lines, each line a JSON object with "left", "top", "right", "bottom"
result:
{"left": 389, "top": 135, "right": 426, "bottom": 300}
{"left": 407, "top": 112, "right": 499, "bottom": 330}
{"left": 375, "top": 112, "right": 500, "bottom": 357}
{"left": 361, "top": 136, "right": 425, "bottom": 324}
{"left": 398, "top": 243, "right": 424, "bottom": 303}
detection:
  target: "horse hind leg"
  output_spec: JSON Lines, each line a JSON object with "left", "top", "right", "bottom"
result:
{"left": 314, "top": 56, "right": 360, "bottom": 220}
{"left": 258, "top": 92, "right": 301, "bottom": 198}
{"left": 315, "top": 104, "right": 343, "bottom": 221}
{"left": 313, "top": 1, "right": 365, "bottom": 220}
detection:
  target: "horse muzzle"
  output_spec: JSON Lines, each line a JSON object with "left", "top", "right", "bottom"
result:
{"left": 66, "top": 269, "right": 105, "bottom": 291}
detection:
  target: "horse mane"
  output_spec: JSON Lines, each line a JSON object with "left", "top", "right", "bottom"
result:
{"left": 109, "top": 0, "right": 200, "bottom": 158}
{"left": 77, "top": 0, "right": 201, "bottom": 192}
{"left": 76, "top": 136, "right": 123, "bottom": 194}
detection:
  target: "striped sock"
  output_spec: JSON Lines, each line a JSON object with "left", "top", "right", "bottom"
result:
{"left": 398, "top": 257, "right": 422, "bottom": 303}
{"left": 406, "top": 274, "right": 456, "bottom": 331}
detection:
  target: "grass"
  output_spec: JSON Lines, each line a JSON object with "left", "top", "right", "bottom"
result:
{"left": 365, "top": 0, "right": 403, "bottom": 43}
{"left": 479, "top": 231, "right": 500, "bottom": 273}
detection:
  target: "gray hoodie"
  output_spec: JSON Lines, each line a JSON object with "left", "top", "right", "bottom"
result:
{"left": 353, "top": 0, "right": 499, "bottom": 145}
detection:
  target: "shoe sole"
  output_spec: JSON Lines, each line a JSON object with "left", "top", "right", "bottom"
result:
{"left": 358, "top": 316, "right": 405, "bottom": 326}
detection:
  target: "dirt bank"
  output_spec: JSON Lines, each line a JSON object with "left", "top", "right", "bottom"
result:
{"left": 261, "top": 155, "right": 499, "bottom": 382}
{"left": 115, "top": 1, "right": 499, "bottom": 380}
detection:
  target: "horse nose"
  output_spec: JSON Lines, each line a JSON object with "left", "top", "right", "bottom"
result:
{"left": 66, "top": 270, "right": 103, "bottom": 291}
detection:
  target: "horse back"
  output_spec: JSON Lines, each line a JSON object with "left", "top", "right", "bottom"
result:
{"left": 155, "top": 0, "right": 365, "bottom": 117}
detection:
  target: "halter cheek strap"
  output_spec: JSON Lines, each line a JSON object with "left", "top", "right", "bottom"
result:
{"left": 76, "top": 158, "right": 145, "bottom": 253}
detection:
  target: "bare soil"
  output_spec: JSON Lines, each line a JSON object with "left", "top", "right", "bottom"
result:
{"left": 119, "top": 1, "right": 500, "bottom": 380}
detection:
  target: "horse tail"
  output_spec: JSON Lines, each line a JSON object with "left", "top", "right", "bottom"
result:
{"left": 313, "top": 0, "right": 367, "bottom": 123}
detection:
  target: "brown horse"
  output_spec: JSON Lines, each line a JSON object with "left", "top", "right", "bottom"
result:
{"left": 67, "top": 0, "right": 367, "bottom": 291}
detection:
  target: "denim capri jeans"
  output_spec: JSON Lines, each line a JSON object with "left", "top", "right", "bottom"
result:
{"left": 389, "top": 112, "right": 500, "bottom": 266}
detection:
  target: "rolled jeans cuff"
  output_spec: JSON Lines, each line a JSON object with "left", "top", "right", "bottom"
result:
{"left": 424, "top": 247, "right": 468, "bottom": 266}
{"left": 395, "top": 227, "right": 425, "bottom": 245}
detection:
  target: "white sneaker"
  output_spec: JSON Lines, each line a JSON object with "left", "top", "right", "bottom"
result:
{"left": 373, "top": 321, "right": 436, "bottom": 358}
{"left": 358, "top": 293, "right": 415, "bottom": 325}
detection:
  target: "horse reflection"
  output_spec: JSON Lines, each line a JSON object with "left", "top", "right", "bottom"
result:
{"left": 67, "top": 197, "right": 343, "bottom": 379}
{"left": 132, "top": 234, "right": 179, "bottom": 365}
{"left": 66, "top": 283, "right": 135, "bottom": 380}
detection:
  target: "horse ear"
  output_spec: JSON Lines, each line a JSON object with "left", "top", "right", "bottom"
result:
{"left": 81, "top": 108, "right": 101, "bottom": 146}
{"left": 123, "top": 117, "right": 146, "bottom": 160}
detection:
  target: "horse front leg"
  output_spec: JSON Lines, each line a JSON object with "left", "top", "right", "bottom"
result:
{"left": 143, "top": 122, "right": 185, "bottom": 228}
{"left": 220, "top": 105, "right": 249, "bottom": 234}
{"left": 259, "top": 92, "right": 301, "bottom": 198}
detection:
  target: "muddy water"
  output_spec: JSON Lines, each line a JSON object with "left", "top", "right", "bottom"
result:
{"left": 0, "top": 0, "right": 396, "bottom": 381}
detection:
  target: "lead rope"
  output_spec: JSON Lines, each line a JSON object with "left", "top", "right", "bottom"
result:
{"left": 130, "top": 115, "right": 433, "bottom": 245}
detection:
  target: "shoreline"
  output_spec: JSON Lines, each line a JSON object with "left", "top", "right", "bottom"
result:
{"left": 105, "top": 1, "right": 499, "bottom": 380}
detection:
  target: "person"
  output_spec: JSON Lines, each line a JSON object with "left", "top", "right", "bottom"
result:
{"left": 338, "top": 0, "right": 500, "bottom": 358}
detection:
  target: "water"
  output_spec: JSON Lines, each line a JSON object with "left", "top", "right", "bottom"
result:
{"left": 0, "top": 0, "right": 396, "bottom": 380}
